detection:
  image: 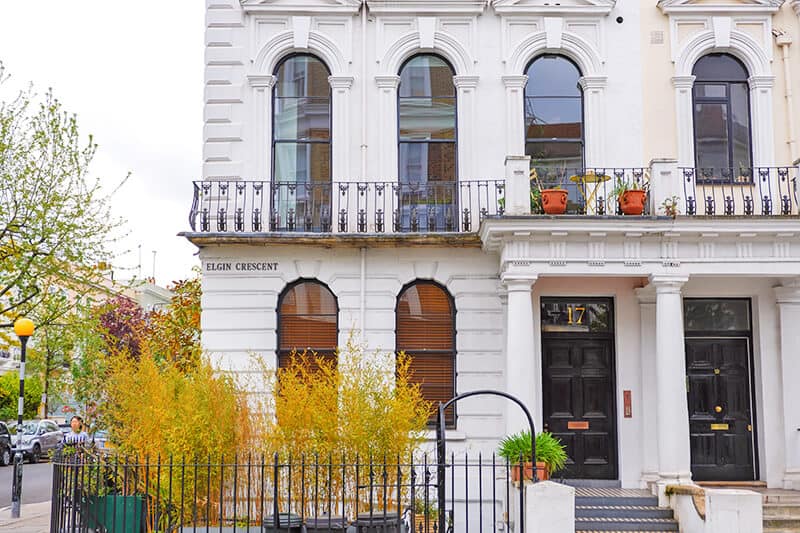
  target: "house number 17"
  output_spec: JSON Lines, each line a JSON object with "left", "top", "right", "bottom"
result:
{"left": 567, "top": 306, "right": 586, "bottom": 325}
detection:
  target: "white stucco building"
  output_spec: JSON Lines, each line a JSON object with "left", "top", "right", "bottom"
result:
{"left": 185, "top": 0, "right": 800, "bottom": 497}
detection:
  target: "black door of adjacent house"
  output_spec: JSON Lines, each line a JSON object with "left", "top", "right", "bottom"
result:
{"left": 684, "top": 299, "right": 757, "bottom": 482}
{"left": 541, "top": 298, "right": 617, "bottom": 480}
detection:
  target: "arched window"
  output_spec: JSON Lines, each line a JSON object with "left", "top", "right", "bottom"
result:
{"left": 272, "top": 55, "right": 332, "bottom": 231}
{"left": 396, "top": 281, "right": 456, "bottom": 426}
{"left": 692, "top": 53, "right": 752, "bottom": 182}
{"left": 524, "top": 55, "right": 584, "bottom": 170}
{"left": 398, "top": 55, "right": 457, "bottom": 231}
{"left": 277, "top": 280, "right": 338, "bottom": 369}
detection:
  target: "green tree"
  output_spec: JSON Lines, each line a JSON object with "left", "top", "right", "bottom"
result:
{"left": 0, "top": 371, "right": 43, "bottom": 420}
{"left": 0, "top": 62, "right": 123, "bottom": 331}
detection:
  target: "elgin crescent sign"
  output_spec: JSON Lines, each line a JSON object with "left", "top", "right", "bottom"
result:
{"left": 205, "top": 261, "right": 279, "bottom": 272}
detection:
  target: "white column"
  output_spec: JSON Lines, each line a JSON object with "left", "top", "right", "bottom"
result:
{"left": 672, "top": 75, "right": 696, "bottom": 167}
{"left": 247, "top": 74, "right": 277, "bottom": 180}
{"left": 375, "top": 75, "right": 401, "bottom": 181}
{"left": 649, "top": 158, "right": 681, "bottom": 216}
{"left": 651, "top": 275, "right": 692, "bottom": 500}
{"left": 502, "top": 75, "right": 528, "bottom": 157}
{"left": 578, "top": 76, "right": 608, "bottom": 167}
{"left": 635, "top": 286, "right": 660, "bottom": 490}
{"left": 775, "top": 279, "right": 800, "bottom": 490}
{"left": 505, "top": 155, "right": 532, "bottom": 216}
{"left": 453, "top": 75, "right": 479, "bottom": 181}
{"left": 329, "top": 76, "right": 355, "bottom": 182}
{"left": 749, "top": 75, "right": 776, "bottom": 167}
{"left": 502, "top": 273, "right": 538, "bottom": 434}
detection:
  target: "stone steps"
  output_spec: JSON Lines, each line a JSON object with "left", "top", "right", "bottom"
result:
{"left": 575, "top": 493, "right": 679, "bottom": 532}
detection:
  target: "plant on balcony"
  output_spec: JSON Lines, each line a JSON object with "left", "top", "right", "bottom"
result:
{"left": 611, "top": 177, "right": 648, "bottom": 215}
{"left": 530, "top": 168, "right": 567, "bottom": 215}
{"left": 660, "top": 196, "right": 680, "bottom": 218}
{"left": 498, "top": 430, "right": 568, "bottom": 482}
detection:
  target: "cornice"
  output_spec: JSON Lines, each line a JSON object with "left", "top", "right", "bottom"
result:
{"left": 366, "top": 0, "right": 486, "bottom": 15}
{"left": 657, "top": 0, "right": 784, "bottom": 15}
{"left": 492, "top": 0, "right": 616, "bottom": 16}
{"left": 240, "top": 0, "right": 362, "bottom": 15}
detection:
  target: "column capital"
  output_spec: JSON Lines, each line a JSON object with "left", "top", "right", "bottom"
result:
{"left": 578, "top": 75, "right": 608, "bottom": 90}
{"left": 375, "top": 75, "right": 401, "bottom": 89}
{"left": 671, "top": 75, "right": 696, "bottom": 89}
{"left": 649, "top": 275, "right": 688, "bottom": 293}
{"left": 502, "top": 75, "right": 528, "bottom": 89}
{"left": 247, "top": 74, "right": 276, "bottom": 88}
{"left": 775, "top": 278, "right": 800, "bottom": 304}
{"left": 453, "top": 75, "right": 480, "bottom": 89}
{"left": 501, "top": 271, "right": 538, "bottom": 291}
{"left": 635, "top": 285, "right": 657, "bottom": 304}
{"left": 328, "top": 75, "right": 354, "bottom": 89}
{"left": 749, "top": 75, "right": 775, "bottom": 90}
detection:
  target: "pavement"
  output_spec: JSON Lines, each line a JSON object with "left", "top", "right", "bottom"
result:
{"left": 0, "top": 501, "right": 50, "bottom": 532}
{"left": 0, "top": 463, "right": 54, "bottom": 508}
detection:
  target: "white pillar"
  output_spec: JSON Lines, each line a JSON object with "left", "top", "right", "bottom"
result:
{"left": 635, "top": 286, "right": 659, "bottom": 490}
{"left": 247, "top": 74, "right": 277, "bottom": 180}
{"left": 502, "top": 273, "right": 538, "bottom": 434}
{"left": 651, "top": 275, "right": 692, "bottom": 500}
{"left": 329, "top": 76, "right": 354, "bottom": 182}
{"left": 502, "top": 75, "right": 527, "bottom": 157}
{"left": 748, "top": 75, "right": 776, "bottom": 167}
{"left": 672, "top": 75, "right": 696, "bottom": 167}
{"left": 775, "top": 279, "right": 800, "bottom": 490}
{"left": 454, "top": 75, "right": 479, "bottom": 181}
{"left": 649, "top": 158, "right": 681, "bottom": 216}
{"left": 578, "top": 76, "right": 608, "bottom": 167}
{"left": 375, "top": 75, "right": 401, "bottom": 181}
{"left": 505, "top": 155, "right": 532, "bottom": 216}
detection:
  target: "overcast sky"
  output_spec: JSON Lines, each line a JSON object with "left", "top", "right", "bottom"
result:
{"left": 0, "top": 1, "right": 204, "bottom": 287}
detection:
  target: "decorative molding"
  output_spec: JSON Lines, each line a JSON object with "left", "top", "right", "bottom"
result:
{"left": 241, "top": 0, "right": 362, "bottom": 15}
{"left": 657, "top": 0, "right": 784, "bottom": 15}
{"left": 792, "top": 0, "right": 800, "bottom": 15}
{"left": 367, "top": 0, "right": 486, "bottom": 15}
{"left": 492, "top": 0, "right": 616, "bottom": 16}
{"left": 247, "top": 74, "right": 277, "bottom": 88}
{"left": 453, "top": 75, "right": 480, "bottom": 89}
{"left": 506, "top": 29, "right": 604, "bottom": 76}
{"left": 328, "top": 75, "right": 354, "bottom": 89}
{"left": 379, "top": 27, "right": 476, "bottom": 76}
{"left": 502, "top": 75, "right": 528, "bottom": 89}
{"left": 253, "top": 29, "right": 348, "bottom": 76}
{"left": 375, "top": 75, "right": 401, "bottom": 89}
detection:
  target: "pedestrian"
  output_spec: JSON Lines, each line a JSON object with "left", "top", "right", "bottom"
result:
{"left": 64, "top": 415, "right": 89, "bottom": 446}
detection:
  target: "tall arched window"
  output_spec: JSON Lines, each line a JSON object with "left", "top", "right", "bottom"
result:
{"left": 272, "top": 55, "right": 332, "bottom": 231}
{"left": 396, "top": 281, "right": 456, "bottom": 426}
{"left": 524, "top": 55, "right": 584, "bottom": 170}
{"left": 277, "top": 280, "right": 338, "bottom": 369}
{"left": 692, "top": 53, "right": 752, "bottom": 182}
{"left": 398, "top": 55, "right": 457, "bottom": 231}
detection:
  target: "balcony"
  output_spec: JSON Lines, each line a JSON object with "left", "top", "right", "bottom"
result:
{"left": 186, "top": 166, "right": 799, "bottom": 238}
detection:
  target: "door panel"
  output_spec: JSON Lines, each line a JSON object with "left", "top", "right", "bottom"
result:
{"left": 686, "top": 338, "right": 755, "bottom": 481}
{"left": 542, "top": 337, "right": 617, "bottom": 479}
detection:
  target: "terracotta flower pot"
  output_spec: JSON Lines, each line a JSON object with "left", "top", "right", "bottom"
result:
{"left": 541, "top": 189, "right": 568, "bottom": 215}
{"left": 510, "top": 461, "right": 549, "bottom": 483}
{"left": 619, "top": 190, "right": 647, "bottom": 215}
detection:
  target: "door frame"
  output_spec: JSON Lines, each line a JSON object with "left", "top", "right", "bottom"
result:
{"left": 683, "top": 297, "right": 760, "bottom": 482}
{"left": 540, "top": 296, "right": 620, "bottom": 480}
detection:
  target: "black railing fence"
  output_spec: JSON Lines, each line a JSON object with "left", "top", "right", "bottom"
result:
{"left": 189, "top": 180, "right": 505, "bottom": 234}
{"left": 682, "top": 167, "right": 799, "bottom": 216}
{"left": 528, "top": 167, "right": 649, "bottom": 216}
{"left": 51, "top": 451, "right": 528, "bottom": 533}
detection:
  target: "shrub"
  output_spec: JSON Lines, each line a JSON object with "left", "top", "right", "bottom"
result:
{"left": 497, "top": 430, "right": 568, "bottom": 475}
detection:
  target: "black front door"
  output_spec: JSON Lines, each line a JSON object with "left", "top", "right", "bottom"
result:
{"left": 686, "top": 337, "right": 756, "bottom": 481}
{"left": 541, "top": 298, "right": 617, "bottom": 480}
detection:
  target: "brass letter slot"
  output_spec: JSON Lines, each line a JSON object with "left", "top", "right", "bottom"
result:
{"left": 568, "top": 421, "right": 590, "bottom": 430}
{"left": 710, "top": 423, "right": 729, "bottom": 431}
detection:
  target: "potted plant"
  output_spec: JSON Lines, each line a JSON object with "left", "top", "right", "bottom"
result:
{"left": 611, "top": 178, "right": 647, "bottom": 215}
{"left": 530, "top": 168, "right": 567, "bottom": 215}
{"left": 661, "top": 195, "right": 680, "bottom": 218}
{"left": 498, "top": 430, "right": 568, "bottom": 483}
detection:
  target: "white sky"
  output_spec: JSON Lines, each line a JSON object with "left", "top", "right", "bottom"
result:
{"left": 0, "top": 1, "right": 204, "bottom": 287}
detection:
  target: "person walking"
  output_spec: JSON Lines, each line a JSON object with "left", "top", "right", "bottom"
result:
{"left": 64, "top": 415, "right": 89, "bottom": 446}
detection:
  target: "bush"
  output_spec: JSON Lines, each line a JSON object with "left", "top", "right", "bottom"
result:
{"left": 0, "top": 371, "right": 43, "bottom": 421}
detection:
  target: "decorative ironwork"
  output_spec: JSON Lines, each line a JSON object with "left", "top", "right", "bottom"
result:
{"left": 529, "top": 167, "right": 650, "bottom": 215}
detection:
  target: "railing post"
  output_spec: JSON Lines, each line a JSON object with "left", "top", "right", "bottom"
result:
{"left": 649, "top": 159, "right": 680, "bottom": 216}
{"left": 505, "top": 155, "right": 532, "bottom": 216}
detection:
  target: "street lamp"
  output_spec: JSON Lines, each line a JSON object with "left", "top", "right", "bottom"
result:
{"left": 11, "top": 317, "right": 34, "bottom": 519}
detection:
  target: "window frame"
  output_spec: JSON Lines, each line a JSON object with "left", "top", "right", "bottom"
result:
{"left": 395, "top": 279, "right": 457, "bottom": 429}
{"left": 276, "top": 278, "right": 339, "bottom": 370}
{"left": 691, "top": 53, "right": 754, "bottom": 184}
{"left": 523, "top": 54, "right": 585, "bottom": 170}
{"left": 397, "top": 54, "right": 459, "bottom": 184}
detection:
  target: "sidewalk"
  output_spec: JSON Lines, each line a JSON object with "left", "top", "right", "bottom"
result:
{"left": 0, "top": 501, "right": 50, "bottom": 532}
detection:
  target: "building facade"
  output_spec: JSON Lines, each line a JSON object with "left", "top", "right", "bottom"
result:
{"left": 186, "top": 0, "right": 800, "bottom": 494}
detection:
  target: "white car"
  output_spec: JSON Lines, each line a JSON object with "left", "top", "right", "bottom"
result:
{"left": 11, "top": 419, "right": 63, "bottom": 463}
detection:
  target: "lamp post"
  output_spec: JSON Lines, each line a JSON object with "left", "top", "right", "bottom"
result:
{"left": 11, "top": 317, "right": 34, "bottom": 519}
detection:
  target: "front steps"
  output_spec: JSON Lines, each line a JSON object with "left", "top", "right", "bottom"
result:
{"left": 762, "top": 490, "right": 800, "bottom": 533}
{"left": 574, "top": 488, "right": 679, "bottom": 532}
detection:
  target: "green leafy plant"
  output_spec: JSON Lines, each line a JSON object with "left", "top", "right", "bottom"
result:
{"left": 661, "top": 195, "right": 680, "bottom": 217}
{"left": 610, "top": 177, "right": 645, "bottom": 201}
{"left": 497, "top": 431, "right": 568, "bottom": 475}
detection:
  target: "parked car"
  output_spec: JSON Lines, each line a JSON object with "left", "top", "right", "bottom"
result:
{"left": 11, "top": 419, "right": 63, "bottom": 463}
{"left": 0, "top": 422, "right": 12, "bottom": 466}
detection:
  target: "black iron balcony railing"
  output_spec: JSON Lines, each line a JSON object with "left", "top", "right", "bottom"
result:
{"left": 681, "top": 167, "right": 799, "bottom": 216}
{"left": 529, "top": 167, "right": 649, "bottom": 215}
{"left": 189, "top": 180, "right": 505, "bottom": 234}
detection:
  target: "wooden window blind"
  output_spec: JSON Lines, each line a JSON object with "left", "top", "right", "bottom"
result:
{"left": 278, "top": 280, "right": 338, "bottom": 369}
{"left": 397, "top": 281, "right": 456, "bottom": 427}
